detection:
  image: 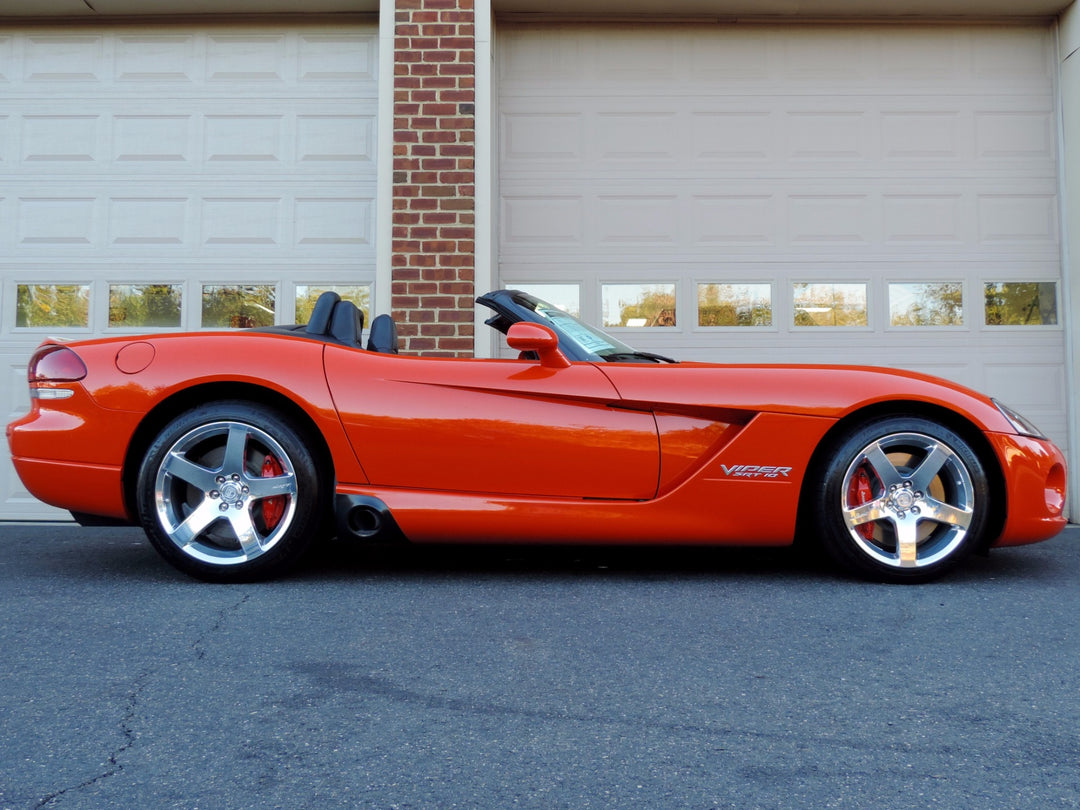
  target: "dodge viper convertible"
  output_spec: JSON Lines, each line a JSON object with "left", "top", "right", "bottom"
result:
{"left": 7, "top": 289, "right": 1068, "bottom": 583}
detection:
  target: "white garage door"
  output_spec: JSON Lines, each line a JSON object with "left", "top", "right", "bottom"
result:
{"left": 1, "top": 22, "right": 377, "bottom": 520}
{"left": 498, "top": 23, "right": 1067, "bottom": 449}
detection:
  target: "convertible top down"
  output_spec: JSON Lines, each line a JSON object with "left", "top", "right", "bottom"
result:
{"left": 7, "top": 289, "right": 1068, "bottom": 582}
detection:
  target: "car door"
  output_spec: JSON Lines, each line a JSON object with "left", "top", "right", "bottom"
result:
{"left": 323, "top": 347, "right": 660, "bottom": 499}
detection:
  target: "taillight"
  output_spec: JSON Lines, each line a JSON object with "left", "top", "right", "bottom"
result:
{"left": 28, "top": 346, "right": 87, "bottom": 383}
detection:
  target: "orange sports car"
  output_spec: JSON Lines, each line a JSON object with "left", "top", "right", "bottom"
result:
{"left": 6, "top": 290, "right": 1068, "bottom": 583}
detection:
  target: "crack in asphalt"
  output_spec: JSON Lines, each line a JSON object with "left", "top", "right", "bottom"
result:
{"left": 32, "top": 592, "right": 251, "bottom": 808}
{"left": 32, "top": 671, "right": 148, "bottom": 810}
{"left": 193, "top": 592, "right": 251, "bottom": 660}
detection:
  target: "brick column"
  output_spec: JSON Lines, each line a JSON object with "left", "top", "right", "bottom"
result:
{"left": 391, "top": 0, "right": 476, "bottom": 356}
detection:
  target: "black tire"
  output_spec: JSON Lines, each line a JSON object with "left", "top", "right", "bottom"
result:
{"left": 813, "top": 415, "right": 990, "bottom": 583}
{"left": 136, "top": 401, "right": 325, "bottom": 582}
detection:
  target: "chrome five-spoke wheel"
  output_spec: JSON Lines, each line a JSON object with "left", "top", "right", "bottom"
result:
{"left": 153, "top": 420, "right": 297, "bottom": 566}
{"left": 816, "top": 416, "right": 989, "bottom": 582}
{"left": 137, "top": 401, "right": 323, "bottom": 581}
{"left": 842, "top": 432, "right": 974, "bottom": 569}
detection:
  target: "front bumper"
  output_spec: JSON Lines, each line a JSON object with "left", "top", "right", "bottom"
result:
{"left": 989, "top": 432, "right": 1068, "bottom": 547}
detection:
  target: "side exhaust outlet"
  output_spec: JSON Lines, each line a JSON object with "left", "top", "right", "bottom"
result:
{"left": 348, "top": 505, "right": 382, "bottom": 537}
{"left": 334, "top": 494, "right": 405, "bottom": 543}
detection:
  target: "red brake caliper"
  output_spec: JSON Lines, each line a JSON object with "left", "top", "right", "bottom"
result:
{"left": 848, "top": 467, "right": 876, "bottom": 541}
{"left": 260, "top": 454, "right": 285, "bottom": 530}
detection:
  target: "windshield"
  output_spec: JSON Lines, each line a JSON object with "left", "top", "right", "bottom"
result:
{"left": 478, "top": 290, "right": 677, "bottom": 364}
{"left": 528, "top": 299, "right": 638, "bottom": 359}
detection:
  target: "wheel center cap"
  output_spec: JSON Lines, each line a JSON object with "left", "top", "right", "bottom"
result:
{"left": 893, "top": 489, "right": 915, "bottom": 510}
{"left": 220, "top": 482, "right": 242, "bottom": 502}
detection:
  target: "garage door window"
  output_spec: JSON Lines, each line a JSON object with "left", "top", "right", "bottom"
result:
{"left": 109, "top": 284, "right": 183, "bottom": 329}
{"left": 793, "top": 283, "right": 868, "bottom": 328}
{"left": 601, "top": 283, "right": 677, "bottom": 328}
{"left": 201, "top": 284, "right": 276, "bottom": 329}
{"left": 15, "top": 284, "right": 90, "bottom": 329}
{"left": 296, "top": 284, "right": 371, "bottom": 324}
{"left": 888, "top": 282, "right": 964, "bottom": 327}
{"left": 984, "top": 282, "right": 1058, "bottom": 326}
{"left": 513, "top": 284, "right": 581, "bottom": 318}
{"left": 698, "top": 283, "right": 772, "bottom": 327}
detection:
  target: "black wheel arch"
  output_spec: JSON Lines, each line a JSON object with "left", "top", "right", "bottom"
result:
{"left": 121, "top": 382, "right": 335, "bottom": 522}
{"left": 796, "top": 400, "right": 1007, "bottom": 554}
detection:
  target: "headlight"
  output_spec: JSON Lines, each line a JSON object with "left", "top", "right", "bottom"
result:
{"left": 993, "top": 399, "right": 1046, "bottom": 439}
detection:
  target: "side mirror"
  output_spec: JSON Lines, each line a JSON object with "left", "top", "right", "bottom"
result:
{"left": 506, "top": 322, "right": 571, "bottom": 369}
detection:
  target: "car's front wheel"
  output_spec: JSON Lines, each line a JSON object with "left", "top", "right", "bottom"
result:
{"left": 136, "top": 401, "right": 324, "bottom": 581}
{"left": 814, "top": 416, "right": 990, "bottom": 583}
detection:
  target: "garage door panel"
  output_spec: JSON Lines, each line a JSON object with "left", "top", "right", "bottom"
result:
{"left": 976, "top": 110, "right": 1056, "bottom": 162}
{"left": 692, "top": 111, "right": 775, "bottom": 162}
{"left": 692, "top": 194, "right": 777, "bottom": 247}
{"left": 500, "top": 24, "right": 1053, "bottom": 90}
{"left": 977, "top": 192, "right": 1059, "bottom": 246}
{"left": 501, "top": 192, "right": 585, "bottom": 248}
{"left": 971, "top": 27, "right": 1054, "bottom": 82}
{"left": 110, "top": 197, "right": 189, "bottom": 246}
{"left": 882, "top": 194, "right": 966, "bottom": 246}
{"left": 501, "top": 180, "right": 1060, "bottom": 260}
{"left": 2, "top": 104, "right": 376, "bottom": 175}
{"left": 3, "top": 185, "right": 376, "bottom": 257}
{"left": 7, "top": 29, "right": 376, "bottom": 88}
{"left": 500, "top": 99, "right": 1058, "bottom": 180}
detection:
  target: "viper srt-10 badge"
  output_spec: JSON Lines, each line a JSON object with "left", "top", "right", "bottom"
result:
{"left": 719, "top": 465, "right": 793, "bottom": 479}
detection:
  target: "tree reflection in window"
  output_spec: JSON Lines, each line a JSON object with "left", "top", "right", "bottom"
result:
{"left": 889, "top": 282, "right": 963, "bottom": 327}
{"left": 793, "top": 283, "right": 867, "bottom": 327}
{"left": 698, "top": 283, "right": 772, "bottom": 327}
{"left": 601, "top": 283, "right": 676, "bottom": 327}
{"left": 16, "top": 284, "right": 90, "bottom": 328}
{"left": 201, "top": 285, "right": 276, "bottom": 328}
{"left": 109, "top": 284, "right": 183, "bottom": 328}
{"left": 984, "top": 282, "right": 1058, "bottom": 326}
{"left": 296, "top": 285, "right": 371, "bottom": 325}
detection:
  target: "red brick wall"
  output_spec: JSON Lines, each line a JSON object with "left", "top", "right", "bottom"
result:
{"left": 391, "top": 0, "right": 476, "bottom": 356}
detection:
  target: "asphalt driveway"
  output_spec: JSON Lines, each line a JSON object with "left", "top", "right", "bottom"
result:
{"left": 1, "top": 523, "right": 1078, "bottom": 809}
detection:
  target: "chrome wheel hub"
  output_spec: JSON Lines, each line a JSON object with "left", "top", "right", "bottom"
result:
{"left": 214, "top": 475, "right": 249, "bottom": 510}
{"left": 886, "top": 482, "right": 919, "bottom": 516}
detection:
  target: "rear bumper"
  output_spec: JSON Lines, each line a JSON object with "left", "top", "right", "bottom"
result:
{"left": 8, "top": 397, "right": 134, "bottom": 522}
{"left": 8, "top": 456, "right": 129, "bottom": 522}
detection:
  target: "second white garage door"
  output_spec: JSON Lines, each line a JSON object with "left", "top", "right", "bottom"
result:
{"left": 497, "top": 22, "right": 1067, "bottom": 453}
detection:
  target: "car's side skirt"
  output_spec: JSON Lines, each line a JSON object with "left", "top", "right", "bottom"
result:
{"left": 334, "top": 482, "right": 802, "bottom": 547}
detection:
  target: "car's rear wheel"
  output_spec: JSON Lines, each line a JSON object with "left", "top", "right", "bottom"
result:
{"left": 136, "top": 401, "right": 323, "bottom": 581}
{"left": 815, "top": 416, "right": 990, "bottom": 583}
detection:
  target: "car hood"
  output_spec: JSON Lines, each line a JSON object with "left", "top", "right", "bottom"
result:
{"left": 595, "top": 361, "right": 1016, "bottom": 434}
